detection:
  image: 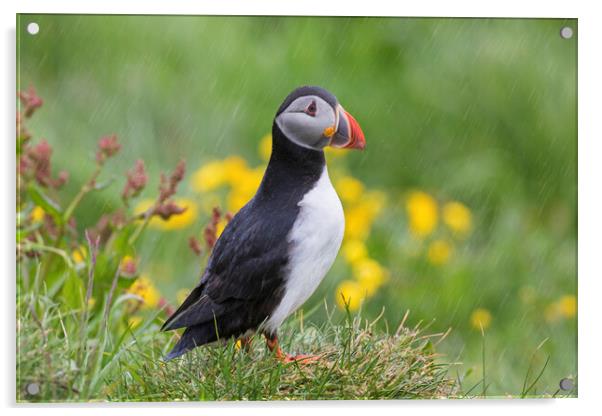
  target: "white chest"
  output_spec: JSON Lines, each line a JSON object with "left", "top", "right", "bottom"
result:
{"left": 265, "top": 167, "right": 345, "bottom": 333}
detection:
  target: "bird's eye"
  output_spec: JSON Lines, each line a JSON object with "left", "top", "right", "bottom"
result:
{"left": 304, "top": 100, "right": 317, "bottom": 117}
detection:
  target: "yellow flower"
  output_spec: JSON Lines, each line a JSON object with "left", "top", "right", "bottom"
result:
{"left": 87, "top": 297, "right": 96, "bottom": 308}
{"left": 135, "top": 198, "right": 199, "bottom": 230}
{"left": 345, "top": 206, "right": 372, "bottom": 240}
{"left": 30, "top": 206, "right": 45, "bottom": 223}
{"left": 72, "top": 246, "right": 87, "bottom": 265}
{"left": 121, "top": 255, "right": 135, "bottom": 265}
{"left": 352, "top": 258, "right": 387, "bottom": 296}
{"left": 427, "top": 240, "right": 452, "bottom": 265}
{"left": 238, "top": 166, "right": 264, "bottom": 194}
{"left": 128, "top": 275, "right": 160, "bottom": 308}
{"left": 176, "top": 289, "right": 190, "bottom": 305}
{"left": 191, "top": 160, "right": 228, "bottom": 192}
{"left": 344, "top": 194, "right": 385, "bottom": 240}
{"left": 558, "top": 295, "right": 576, "bottom": 318}
{"left": 127, "top": 316, "right": 143, "bottom": 329}
{"left": 120, "top": 255, "right": 138, "bottom": 276}
{"left": 342, "top": 239, "right": 368, "bottom": 264}
{"left": 227, "top": 166, "right": 264, "bottom": 212}
{"left": 406, "top": 191, "right": 438, "bottom": 238}
{"left": 258, "top": 134, "right": 272, "bottom": 161}
{"left": 223, "top": 156, "right": 250, "bottom": 185}
{"left": 545, "top": 295, "right": 577, "bottom": 323}
{"left": 470, "top": 308, "right": 492, "bottom": 330}
{"left": 335, "top": 176, "right": 364, "bottom": 205}
{"left": 216, "top": 218, "right": 228, "bottom": 238}
{"left": 335, "top": 280, "right": 366, "bottom": 311}
{"left": 228, "top": 190, "right": 251, "bottom": 213}
{"left": 443, "top": 201, "right": 472, "bottom": 237}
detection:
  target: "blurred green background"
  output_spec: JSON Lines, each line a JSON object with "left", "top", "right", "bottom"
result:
{"left": 18, "top": 15, "right": 577, "bottom": 396}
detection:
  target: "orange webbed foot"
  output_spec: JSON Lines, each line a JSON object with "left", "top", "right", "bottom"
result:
{"left": 265, "top": 333, "right": 323, "bottom": 365}
{"left": 281, "top": 353, "right": 322, "bottom": 364}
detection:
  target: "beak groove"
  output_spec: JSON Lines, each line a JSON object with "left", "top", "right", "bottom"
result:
{"left": 342, "top": 110, "right": 366, "bottom": 150}
{"left": 330, "top": 104, "right": 366, "bottom": 150}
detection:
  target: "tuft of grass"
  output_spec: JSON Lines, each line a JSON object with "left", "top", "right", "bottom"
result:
{"left": 17, "top": 297, "right": 456, "bottom": 402}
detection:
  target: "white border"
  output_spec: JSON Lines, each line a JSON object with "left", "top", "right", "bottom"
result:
{"left": 3, "top": 1, "right": 601, "bottom": 415}
{"left": 3, "top": 0, "right": 584, "bottom": 17}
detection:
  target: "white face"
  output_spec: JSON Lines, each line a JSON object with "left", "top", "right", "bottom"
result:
{"left": 275, "top": 95, "right": 337, "bottom": 150}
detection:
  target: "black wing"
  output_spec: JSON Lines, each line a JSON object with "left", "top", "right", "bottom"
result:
{"left": 161, "top": 199, "right": 295, "bottom": 333}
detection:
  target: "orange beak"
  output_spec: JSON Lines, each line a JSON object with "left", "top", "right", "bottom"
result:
{"left": 329, "top": 104, "right": 366, "bottom": 150}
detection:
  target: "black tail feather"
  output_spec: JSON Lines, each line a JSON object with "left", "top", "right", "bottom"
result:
{"left": 163, "top": 323, "right": 217, "bottom": 361}
{"left": 160, "top": 285, "right": 205, "bottom": 332}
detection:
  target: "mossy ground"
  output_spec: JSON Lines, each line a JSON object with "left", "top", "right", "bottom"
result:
{"left": 17, "top": 297, "right": 456, "bottom": 402}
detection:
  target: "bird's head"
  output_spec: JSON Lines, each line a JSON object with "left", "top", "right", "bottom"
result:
{"left": 274, "top": 86, "right": 366, "bottom": 151}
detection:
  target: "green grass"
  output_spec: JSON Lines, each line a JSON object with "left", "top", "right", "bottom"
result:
{"left": 17, "top": 292, "right": 455, "bottom": 402}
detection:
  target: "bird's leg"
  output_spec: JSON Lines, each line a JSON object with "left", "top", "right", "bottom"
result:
{"left": 264, "top": 333, "right": 321, "bottom": 364}
{"left": 265, "top": 333, "right": 287, "bottom": 360}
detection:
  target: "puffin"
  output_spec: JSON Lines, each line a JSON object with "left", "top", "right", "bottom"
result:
{"left": 162, "top": 86, "right": 366, "bottom": 362}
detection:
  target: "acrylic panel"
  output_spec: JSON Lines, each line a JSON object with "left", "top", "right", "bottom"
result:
{"left": 16, "top": 14, "right": 577, "bottom": 401}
